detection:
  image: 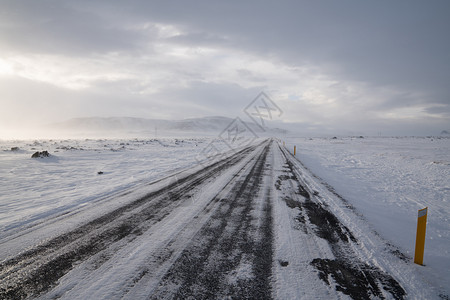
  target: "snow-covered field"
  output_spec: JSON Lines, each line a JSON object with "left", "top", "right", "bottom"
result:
{"left": 285, "top": 136, "right": 450, "bottom": 295}
{"left": 0, "top": 136, "right": 449, "bottom": 298}
{"left": 0, "top": 137, "right": 221, "bottom": 236}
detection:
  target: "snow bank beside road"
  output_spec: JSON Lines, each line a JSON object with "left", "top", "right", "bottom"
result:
{"left": 285, "top": 136, "right": 450, "bottom": 296}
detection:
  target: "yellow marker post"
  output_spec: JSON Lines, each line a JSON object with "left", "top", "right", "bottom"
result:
{"left": 283, "top": 141, "right": 285, "bottom": 146}
{"left": 294, "top": 146, "right": 296, "bottom": 156}
{"left": 414, "top": 207, "right": 428, "bottom": 265}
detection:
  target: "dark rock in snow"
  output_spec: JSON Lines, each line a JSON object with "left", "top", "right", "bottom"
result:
{"left": 31, "top": 151, "right": 50, "bottom": 158}
{"left": 97, "top": 171, "right": 104, "bottom": 175}
{"left": 11, "top": 147, "right": 20, "bottom": 151}
{"left": 279, "top": 260, "right": 289, "bottom": 267}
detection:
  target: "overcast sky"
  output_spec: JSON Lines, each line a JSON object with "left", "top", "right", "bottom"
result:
{"left": 1, "top": 0, "right": 449, "bottom": 136}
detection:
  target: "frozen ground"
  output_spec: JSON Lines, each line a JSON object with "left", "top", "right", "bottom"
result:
{"left": 285, "top": 136, "right": 450, "bottom": 296}
{"left": 0, "top": 137, "right": 221, "bottom": 236}
{"left": 0, "top": 136, "right": 448, "bottom": 299}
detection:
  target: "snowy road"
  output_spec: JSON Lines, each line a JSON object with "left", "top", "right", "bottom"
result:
{"left": 0, "top": 139, "right": 437, "bottom": 299}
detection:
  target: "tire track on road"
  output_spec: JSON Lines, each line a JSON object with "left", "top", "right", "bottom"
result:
{"left": 276, "top": 143, "right": 406, "bottom": 299}
{"left": 0, "top": 142, "right": 264, "bottom": 299}
{"left": 150, "top": 139, "right": 274, "bottom": 299}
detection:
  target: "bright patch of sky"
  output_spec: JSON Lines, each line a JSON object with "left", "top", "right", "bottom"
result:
{"left": 1, "top": 0, "right": 449, "bottom": 136}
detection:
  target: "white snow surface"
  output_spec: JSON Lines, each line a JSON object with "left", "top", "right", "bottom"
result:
{"left": 285, "top": 136, "right": 450, "bottom": 296}
{"left": 1, "top": 136, "right": 449, "bottom": 298}
{"left": 0, "top": 137, "right": 223, "bottom": 238}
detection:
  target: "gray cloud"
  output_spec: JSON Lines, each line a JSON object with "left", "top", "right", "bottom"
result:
{"left": 113, "top": 1, "right": 450, "bottom": 109}
{"left": 150, "top": 80, "right": 264, "bottom": 118}
{"left": 0, "top": 1, "right": 144, "bottom": 55}
{"left": 1, "top": 0, "right": 449, "bottom": 136}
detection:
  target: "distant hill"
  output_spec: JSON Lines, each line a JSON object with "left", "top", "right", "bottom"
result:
{"left": 51, "top": 116, "right": 288, "bottom": 135}
{"left": 441, "top": 130, "right": 450, "bottom": 135}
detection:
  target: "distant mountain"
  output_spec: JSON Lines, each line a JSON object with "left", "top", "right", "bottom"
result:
{"left": 171, "top": 116, "right": 240, "bottom": 132}
{"left": 51, "top": 116, "right": 288, "bottom": 135}
{"left": 441, "top": 130, "right": 450, "bottom": 135}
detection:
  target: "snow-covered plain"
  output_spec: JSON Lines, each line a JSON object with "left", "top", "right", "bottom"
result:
{"left": 285, "top": 136, "right": 450, "bottom": 295}
{"left": 0, "top": 137, "right": 224, "bottom": 237}
{"left": 1, "top": 136, "right": 449, "bottom": 298}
